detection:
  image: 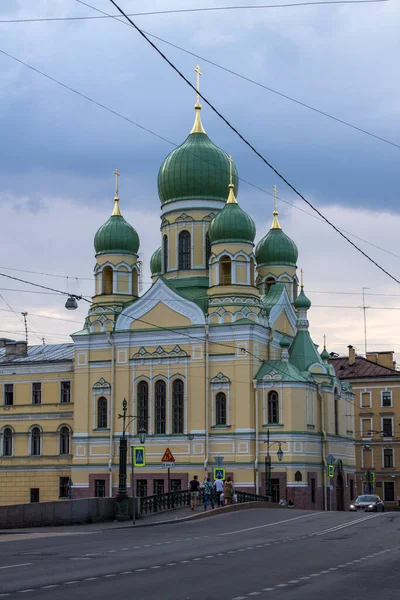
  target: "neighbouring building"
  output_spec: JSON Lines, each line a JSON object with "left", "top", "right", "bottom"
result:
{"left": 0, "top": 85, "right": 356, "bottom": 510}
{"left": 330, "top": 346, "right": 400, "bottom": 507}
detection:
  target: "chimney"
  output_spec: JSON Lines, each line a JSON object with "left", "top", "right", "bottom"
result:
{"left": 348, "top": 345, "right": 356, "bottom": 366}
{"left": 6, "top": 340, "right": 28, "bottom": 357}
{"left": 0, "top": 338, "right": 15, "bottom": 349}
{"left": 366, "top": 351, "right": 395, "bottom": 370}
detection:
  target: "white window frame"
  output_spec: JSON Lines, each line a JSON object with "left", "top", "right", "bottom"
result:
{"left": 381, "top": 416, "right": 394, "bottom": 438}
{"left": 382, "top": 447, "right": 394, "bottom": 469}
{"left": 1, "top": 426, "right": 14, "bottom": 457}
{"left": 29, "top": 425, "right": 43, "bottom": 457}
{"left": 31, "top": 382, "right": 42, "bottom": 405}
{"left": 360, "top": 417, "right": 372, "bottom": 439}
{"left": 381, "top": 389, "right": 393, "bottom": 408}
{"left": 60, "top": 380, "right": 71, "bottom": 404}
{"left": 58, "top": 425, "right": 72, "bottom": 456}
{"left": 360, "top": 390, "right": 372, "bottom": 409}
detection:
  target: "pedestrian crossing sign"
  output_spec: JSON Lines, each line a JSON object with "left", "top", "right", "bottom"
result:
{"left": 328, "top": 465, "right": 335, "bottom": 478}
{"left": 133, "top": 446, "right": 146, "bottom": 467}
{"left": 213, "top": 468, "right": 226, "bottom": 480}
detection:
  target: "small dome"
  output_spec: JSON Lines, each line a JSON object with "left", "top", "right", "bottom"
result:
{"left": 150, "top": 247, "right": 162, "bottom": 276}
{"left": 294, "top": 288, "right": 311, "bottom": 310}
{"left": 320, "top": 347, "right": 330, "bottom": 360}
{"left": 209, "top": 192, "right": 256, "bottom": 245}
{"left": 256, "top": 228, "right": 298, "bottom": 267}
{"left": 280, "top": 334, "right": 291, "bottom": 348}
{"left": 158, "top": 107, "right": 238, "bottom": 205}
{"left": 94, "top": 199, "right": 139, "bottom": 256}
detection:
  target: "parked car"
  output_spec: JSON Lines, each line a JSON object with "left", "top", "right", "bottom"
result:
{"left": 349, "top": 495, "right": 385, "bottom": 512}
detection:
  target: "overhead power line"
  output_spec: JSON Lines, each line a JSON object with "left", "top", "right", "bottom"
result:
{"left": 109, "top": 0, "right": 400, "bottom": 287}
{"left": 78, "top": 0, "right": 400, "bottom": 152}
{"left": 1, "top": 1, "right": 388, "bottom": 23}
{"left": 1, "top": 48, "right": 399, "bottom": 264}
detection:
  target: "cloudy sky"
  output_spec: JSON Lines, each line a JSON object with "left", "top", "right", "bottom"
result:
{"left": 0, "top": 0, "right": 399, "bottom": 359}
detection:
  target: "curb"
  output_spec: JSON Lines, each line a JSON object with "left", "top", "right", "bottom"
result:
{"left": 105, "top": 501, "right": 284, "bottom": 529}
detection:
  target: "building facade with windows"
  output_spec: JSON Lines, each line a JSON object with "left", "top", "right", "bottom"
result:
{"left": 0, "top": 96, "right": 355, "bottom": 510}
{"left": 330, "top": 347, "right": 400, "bottom": 506}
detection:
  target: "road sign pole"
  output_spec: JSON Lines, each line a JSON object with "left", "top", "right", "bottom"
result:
{"left": 131, "top": 447, "right": 136, "bottom": 527}
{"left": 168, "top": 467, "right": 171, "bottom": 508}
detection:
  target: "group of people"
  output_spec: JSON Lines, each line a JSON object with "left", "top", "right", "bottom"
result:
{"left": 188, "top": 475, "right": 235, "bottom": 511}
{"left": 279, "top": 496, "right": 295, "bottom": 508}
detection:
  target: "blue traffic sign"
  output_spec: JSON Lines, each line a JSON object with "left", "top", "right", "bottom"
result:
{"left": 213, "top": 467, "right": 226, "bottom": 480}
{"left": 133, "top": 446, "right": 146, "bottom": 467}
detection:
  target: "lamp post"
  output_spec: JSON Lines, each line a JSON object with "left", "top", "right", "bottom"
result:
{"left": 115, "top": 399, "right": 147, "bottom": 522}
{"left": 264, "top": 429, "right": 284, "bottom": 501}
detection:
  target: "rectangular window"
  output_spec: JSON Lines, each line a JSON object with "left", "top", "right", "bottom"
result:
{"left": 59, "top": 477, "right": 70, "bottom": 498}
{"left": 154, "top": 479, "right": 164, "bottom": 495}
{"left": 95, "top": 479, "right": 106, "bottom": 498}
{"left": 382, "top": 391, "right": 392, "bottom": 407}
{"left": 30, "top": 488, "right": 39, "bottom": 503}
{"left": 383, "top": 448, "right": 394, "bottom": 468}
{"left": 334, "top": 400, "right": 339, "bottom": 436}
{"left": 60, "top": 381, "right": 71, "bottom": 404}
{"left": 32, "top": 382, "right": 41, "bottom": 405}
{"left": 383, "top": 481, "right": 395, "bottom": 502}
{"left": 4, "top": 384, "right": 13, "bottom": 406}
{"left": 382, "top": 418, "right": 393, "bottom": 437}
{"left": 311, "top": 478, "right": 316, "bottom": 504}
{"left": 361, "top": 392, "right": 371, "bottom": 408}
{"left": 170, "top": 479, "right": 182, "bottom": 492}
{"left": 137, "top": 480, "right": 148, "bottom": 498}
{"left": 361, "top": 418, "right": 372, "bottom": 437}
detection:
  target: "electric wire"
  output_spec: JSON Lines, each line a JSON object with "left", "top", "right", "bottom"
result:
{"left": 109, "top": 0, "right": 400, "bottom": 287}
{"left": 1, "top": 45, "right": 399, "bottom": 263}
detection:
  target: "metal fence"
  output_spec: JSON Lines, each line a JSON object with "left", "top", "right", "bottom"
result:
{"left": 139, "top": 489, "right": 268, "bottom": 516}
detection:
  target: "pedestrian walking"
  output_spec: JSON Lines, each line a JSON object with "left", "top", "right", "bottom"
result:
{"left": 223, "top": 477, "right": 234, "bottom": 505}
{"left": 188, "top": 475, "right": 200, "bottom": 511}
{"left": 214, "top": 475, "right": 224, "bottom": 507}
{"left": 203, "top": 477, "right": 215, "bottom": 511}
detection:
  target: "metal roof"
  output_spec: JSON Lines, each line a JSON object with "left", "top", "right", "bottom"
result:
{"left": 0, "top": 343, "right": 74, "bottom": 364}
{"left": 329, "top": 356, "right": 399, "bottom": 380}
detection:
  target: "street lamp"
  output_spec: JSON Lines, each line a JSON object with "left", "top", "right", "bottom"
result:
{"left": 116, "top": 398, "right": 147, "bottom": 522}
{"left": 264, "top": 429, "right": 284, "bottom": 501}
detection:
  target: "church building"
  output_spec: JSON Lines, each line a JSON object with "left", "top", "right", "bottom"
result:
{"left": 0, "top": 74, "right": 356, "bottom": 510}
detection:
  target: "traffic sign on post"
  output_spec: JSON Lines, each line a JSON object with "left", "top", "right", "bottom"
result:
{"left": 133, "top": 446, "right": 146, "bottom": 467}
{"left": 161, "top": 448, "right": 175, "bottom": 463}
{"left": 328, "top": 465, "right": 335, "bottom": 478}
{"left": 213, "top": 467, "right": 226, "bottom": 480}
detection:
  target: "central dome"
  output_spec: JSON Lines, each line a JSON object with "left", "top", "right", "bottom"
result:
{"left": 157, "top": 106, "right": 238, "bottom": 205}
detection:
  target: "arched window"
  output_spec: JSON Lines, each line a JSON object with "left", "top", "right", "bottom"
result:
{"left": 102, "top": 266, "right": 113, "bottom": 294}
{"left": 178, "top": 231, "right": 191, "bottom": 270}
{"left": 205, "top": 232, "right": 211, "bottom": 267}
{"left": 265, "top": 277, "right": 276, "bottom": 294}
{"left": 97, "top": 397, "right": 108, "bottom": 429}
{"left": 3, "top": 427, "right": 13, "bottom": 457}
{"left": 155, "top": 380, "right": 166, "bottom": 434}
{"left": 250, "top": 258, "right": 255, "bottom": 286}
{"left": 268, "top": 391, "right": 279, "bottom": 424}
{"left": 172, "top": 379, "right": 184, "bottom": 434}
{"left": 295, "top": 471, "right": 302, "bottom": 482}
{"left": 163, "top": 234, "right": 168, "bottom": 273}
{"left": 31, "top": 427, "right": 41, "bottom": 456}
{"left": 219, "top": 255, "right": 232, "bottom": 285}
{"left": 59, "top": 426, "right": 70, "bottom": 455}
{"left": 137, "top": 381, "right": 149, "bottom": 433}
{"left": 216, "top": 392, "right": 227, "bottom": 426}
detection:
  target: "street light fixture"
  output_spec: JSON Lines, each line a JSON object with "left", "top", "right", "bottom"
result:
{"left": 263, "top": 429, "right": 285, "bottom": 500}
{"left": 116, "top": 398, "right": 147, "bottom": 522}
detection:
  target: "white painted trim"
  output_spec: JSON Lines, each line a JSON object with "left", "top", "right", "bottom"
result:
{"left": 161, "top": 199, "right": 225, "bottom": 216}
{"left": 268, "top": 285, "right": 297, "bottom": 332}
{"left": 360, "top": 390, "right": 372, "bottom": 409}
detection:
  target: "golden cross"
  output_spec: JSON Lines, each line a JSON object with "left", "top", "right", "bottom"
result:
{"left": 228, "top": 155, "right": 233, "bottom": 186}
{"left": 114, "top": 169, "right": 120, "bottom": 197}
{"left": 194, "top": 65, "right": 202, "bottom": 102}
{"left": 273, "top": 184, "right": 278, "bottom": 213}
{"left": 300, "top": 268, "right": 304, "bottom": 287}
{"left": 323, "top": 334, "right": 326, "bottom": 348}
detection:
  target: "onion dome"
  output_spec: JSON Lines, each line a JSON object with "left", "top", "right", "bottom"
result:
{"left": 150, "top": 247, "right": 162, "bottom": 276}
{"left": 320, "top": 347, "right": 330, "bottom": 361}
{"left": 94, "top": 172, "right": 139, "bottom": 256}
{"left": 280, "top": 334, "right": 291, "bottom": 349}
{"left": 208, "top": 175, "right": 255, "bottom": 245}
{"left": 294, "top": 287, "right": 311, "bottom": 310}
{"left": 255, "top": 204, "right": 298, "bottom": 267}
{"left": 157, "top": 102, "right": 238, "bottom": 206}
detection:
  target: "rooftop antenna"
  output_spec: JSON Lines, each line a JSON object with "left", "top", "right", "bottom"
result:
{"left": 21, "top": 312, "right": 28, "bottom": 345}
{"left": 362, "top": 287, "right": 370, "bottom": 356}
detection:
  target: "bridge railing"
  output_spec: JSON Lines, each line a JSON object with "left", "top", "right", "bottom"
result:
{"left": 139, "top": 489, "right": 269, "bottom": 516}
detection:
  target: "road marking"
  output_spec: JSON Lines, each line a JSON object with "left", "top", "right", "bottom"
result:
{"left": 315, "top": 513, "right": 385, "bottom": 536}
{"left": 135, "top": 568, "right": 147, "bottom": 572}
{"left": 0, "top": 563, "right": 33, "bottom": 570}
{"left": 300, "top": 576, "right": 311, "bottom": 580}
{"left": 41, "top": 585, "right": 58, "bottom": 589}
{"left": 262, "top": 589, "right": 274, "bottom": 592}
{"left": 248, "top": 593, "right": 262, "bottom": 596}
{"left": 104, "top": 574, "right": 117, "bottom": 577}
{"left": 64, "top": 581, "right": 79, "bottom": 585}
{"left": 17, "top": 590, "right": 35, "bottom": 594}
{"left": 288, "top": 580, "right": 300, "bottom": 583}
{"left": 221, "top": 512, "right": 323, "bottom": 536}
{"left": 84, "top": 577, "right": 99, "bottom": 581}
{"left": 276, "top": 583, "right": 288, "bottom": 588}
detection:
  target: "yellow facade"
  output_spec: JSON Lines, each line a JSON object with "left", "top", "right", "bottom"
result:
{"left": 0, "top": 101, "right": 356, "bottom": 510}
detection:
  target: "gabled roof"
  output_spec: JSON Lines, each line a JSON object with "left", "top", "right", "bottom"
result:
{"left": 255, "top": 360, "right": 308, "bottom": 382}
{"left": 329, "top": 356, "right": 400, "bottom": 380}
{"left": 0, "top": 344, "right": 74, "bottom": 365}
{"left": 289, "top": 330, "right": 323, "bottom": 372}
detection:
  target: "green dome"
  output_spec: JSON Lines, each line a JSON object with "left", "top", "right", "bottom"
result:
{"left": 150, "top": 247, "right": 162, "bottom": 276}
{"left": 158, "top": 109, "right": 238, "bottom": 205}
{"left": 209, "top": 196, "right": 256, "bottom": 245}
{"left": 94, "top": 200, "right": 139, "bottom": 256}
{"left": 280, "top": 334, "right": 291, "bottom": 348}
{"left": 255, "top": 221, "right": 298, "bottom": 267}
{"left": 294, "top": 287, "right": 311, "bottom": 310}
{"left": 320, "top": 347, "right": 330, "bottom": 360}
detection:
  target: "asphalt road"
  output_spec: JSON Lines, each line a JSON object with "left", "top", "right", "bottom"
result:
{"left": 0, "top": 508, "right": 399, "bottom": 600}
